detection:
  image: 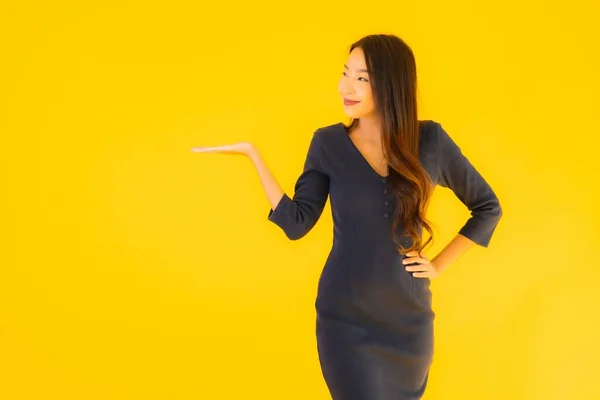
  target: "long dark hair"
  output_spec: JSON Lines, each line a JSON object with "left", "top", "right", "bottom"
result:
{"left": 344, "top": 34, "right": 435, "bottom": 256}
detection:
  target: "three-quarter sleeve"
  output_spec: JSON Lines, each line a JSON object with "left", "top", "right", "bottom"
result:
{"left": 436, "top": 122, "right": 503, "bottom": 247}
{"left": 267, "top": 129, "right": 330, "bottom": 240}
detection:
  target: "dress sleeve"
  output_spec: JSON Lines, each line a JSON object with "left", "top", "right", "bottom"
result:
{"left": 267, "top": 129, "right": 330, "bottom": 240}
{"left": 436, "top": 122, "right": 503, "bottom": 247}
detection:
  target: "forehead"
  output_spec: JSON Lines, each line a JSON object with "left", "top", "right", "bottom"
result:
{"left": 345, "top": 48, "right": 368, "bottom": 72}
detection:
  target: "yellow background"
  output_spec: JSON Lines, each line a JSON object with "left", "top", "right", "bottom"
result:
{"left": 2, "top": 0, "right": 599, "bottom": 399}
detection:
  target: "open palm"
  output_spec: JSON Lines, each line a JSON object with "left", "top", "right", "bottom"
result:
{"left": 190, "top": 141, "right": 255, "bottom": 156}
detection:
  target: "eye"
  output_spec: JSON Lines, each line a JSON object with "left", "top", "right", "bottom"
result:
{"left": 341, "top": 71, "right": 368, "bottom": 82}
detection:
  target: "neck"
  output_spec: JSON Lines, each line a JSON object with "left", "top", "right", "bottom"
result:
{"left": 356, "top": 115, "right": 382, "bottom": 142}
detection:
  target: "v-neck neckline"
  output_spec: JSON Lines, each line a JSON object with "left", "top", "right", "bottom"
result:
{"left": 337, "top": 123, "right": 389, "bottom": 179}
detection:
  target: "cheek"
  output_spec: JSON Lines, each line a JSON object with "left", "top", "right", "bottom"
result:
{"left": 358, "top": 102, "right": 372, "bottom": 115}
{"left": 338, "top": 79, "right": 347, "bottom": 95}
{"left": 356, "top": 88, "right": 372, "bottom": 108}
{"left": 363, "top": 90, "right": 375, "bottom": 109}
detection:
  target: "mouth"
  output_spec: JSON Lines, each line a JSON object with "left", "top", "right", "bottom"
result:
{"left": 343, "top": 98, "right": 361, "bottom": 106}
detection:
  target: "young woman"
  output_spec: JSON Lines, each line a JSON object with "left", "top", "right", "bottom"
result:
{"left": 192, "top": 34, "right": 502, "bottom": 400}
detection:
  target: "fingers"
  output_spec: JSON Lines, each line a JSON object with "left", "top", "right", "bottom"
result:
{"left": 403, "top": 250, "right": 434, "bottom": 278}
{"left": 403, "top": 256, "right": 426, "bottom": 264}
{"left": 405, "top": 264, "right": 432, "bottom": 272}
{"left": 190, "top": 145, "right": 238, "bottom": 154}
{"left": 405, "top": 250, "right": 428, "bottom": 259}
{"left": 402, "top": 256, "right": 428, "bottom": 265}
{"left": 406, "top": 264, "right": 434, "bottom": 278}
{"left": 403, "top": 250, "right": 428, "bottom": 263}
{"left": 411, "top": 271, "right": 433, "bottom": 278}
{"left": 402, "top": 251, "right": 438, "bottom": 279}
{"left": 190, "top": 142, "right": 254, "bottom": 155}
{"left": 190, "top": 145, "right": 224, "bottom": 153}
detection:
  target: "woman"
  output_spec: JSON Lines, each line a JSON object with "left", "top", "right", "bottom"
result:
{"left": 192, "top": 34, "right": 502, "bottom": 400}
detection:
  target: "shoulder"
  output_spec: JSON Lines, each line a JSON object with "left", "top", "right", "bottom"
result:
{"left": 315, "top": 122, "right": 345, "bottom": 136}
{"left": 311, "top": 121, "right": 346, "bottom": 148}
{"left": 419, "top": 119, "right": 460, "bottom": 151}
{"left": 418, "top": 119, "right": 443, "bottom": 154}
{"left": 419, "top": 119, "right": 441, "bottom": 140}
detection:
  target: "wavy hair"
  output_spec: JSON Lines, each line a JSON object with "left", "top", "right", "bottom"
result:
{"left": 344, "top": 34, "right": 435, "bottom": 255}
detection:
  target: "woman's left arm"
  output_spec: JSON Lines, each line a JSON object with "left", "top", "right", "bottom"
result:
{"left": 431, "top": 122, "right": 503, "bottom": 274}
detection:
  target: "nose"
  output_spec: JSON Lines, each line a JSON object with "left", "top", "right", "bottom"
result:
{"left": 341, "top": 83, "right": 354, "bottom": 96}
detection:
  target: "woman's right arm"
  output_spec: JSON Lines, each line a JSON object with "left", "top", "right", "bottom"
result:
{"left": 250, "top": 130, "right": 330, "bottom": 240}
{"left": 248, "top": 148, "right": 286, "bottom": 213}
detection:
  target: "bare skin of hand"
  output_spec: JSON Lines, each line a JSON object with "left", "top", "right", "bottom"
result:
{"left": 190, "top": 142, "right": 257, "bottom": 157}
{"left": 403, "top": 250, "right": 440, "bottom": 279}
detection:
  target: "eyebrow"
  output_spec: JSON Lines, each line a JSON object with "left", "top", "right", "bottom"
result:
{"left": 344, "top": 64, "right": 369, "bottom": 73}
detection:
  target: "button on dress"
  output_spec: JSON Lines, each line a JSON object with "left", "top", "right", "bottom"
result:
{"left": 267, "top": 120, "right": 503, "bottom": 400}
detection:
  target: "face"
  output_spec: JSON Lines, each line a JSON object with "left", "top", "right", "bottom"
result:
{"left": 338, "top": 47, "right": 377, "bottom": 119}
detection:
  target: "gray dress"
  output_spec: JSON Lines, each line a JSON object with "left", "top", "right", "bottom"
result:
{"left": 267, "top": 120, "right": 502, "bottom": 400}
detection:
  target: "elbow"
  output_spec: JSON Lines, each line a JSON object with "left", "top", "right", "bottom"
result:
{"left": 286, "top": 233, "right": 304, "bottom": 241}
{"left": 267, "top": 199, "right": 322, "bottom": 241}
{"left": 482, "top": 195, "right": 503, "bottom": 221}
{"left": 494, "top": 198, "right": 503, "bottom": 220}
{"left": 284, "top": 226, "right": 309, "bottom": 241}
{"left": 462, "top": 197, "right": 503, "bottom": 248}
{"left": 484, "top": 201, "right": 502, "bottom": 223}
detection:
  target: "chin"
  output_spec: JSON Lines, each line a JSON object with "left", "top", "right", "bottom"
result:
{"left": 342, "top": 110, "right": 366, "bottom": 119}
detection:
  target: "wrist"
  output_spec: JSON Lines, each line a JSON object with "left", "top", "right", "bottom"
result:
{"left": 247, "top": 146, "right": 260, "bottom": 162}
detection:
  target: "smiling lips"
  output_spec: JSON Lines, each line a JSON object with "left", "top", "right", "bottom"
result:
{"left": 344, "top": 98, "right": 360, "bottom": 106}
